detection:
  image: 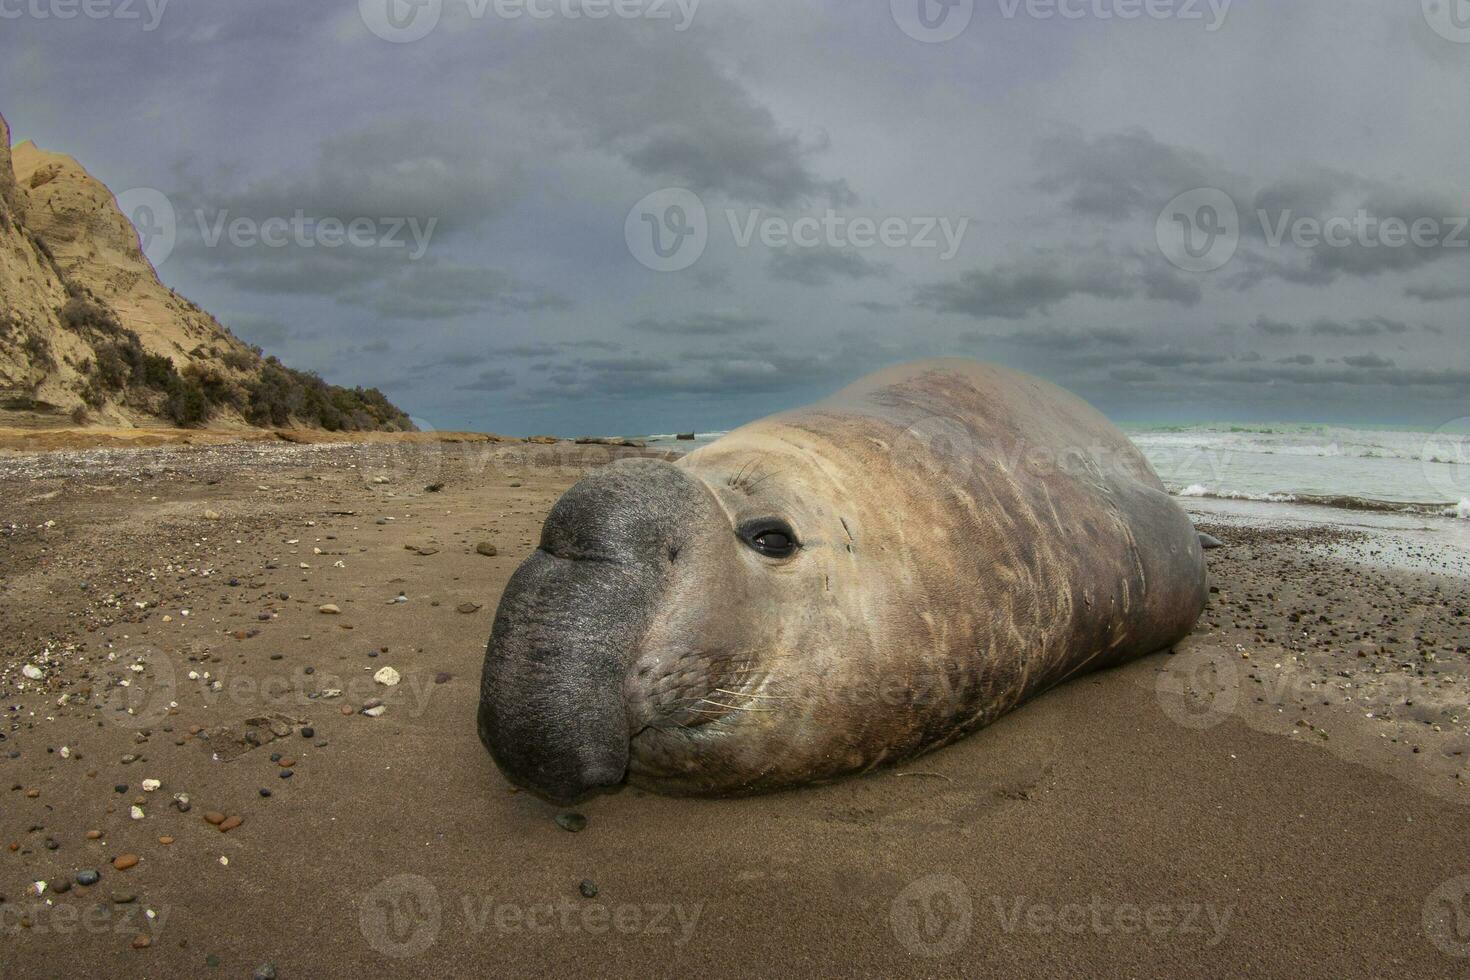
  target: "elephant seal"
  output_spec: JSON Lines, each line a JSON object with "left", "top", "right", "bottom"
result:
{"left": 478, "top": 359, "right": 1207, "bottom": 802}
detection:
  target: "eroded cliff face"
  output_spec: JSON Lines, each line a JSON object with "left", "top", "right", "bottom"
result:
{"left": 0, "top": 111, "right": 411, "bottom": 431}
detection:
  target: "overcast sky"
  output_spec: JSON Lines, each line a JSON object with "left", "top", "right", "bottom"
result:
{"left": 2, "top": 0, "right": 1467, "bottom": 434}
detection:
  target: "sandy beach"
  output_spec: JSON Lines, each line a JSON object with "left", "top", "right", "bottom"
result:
{"left": 2, "top": 441, "right": 1468, "bottom": 978}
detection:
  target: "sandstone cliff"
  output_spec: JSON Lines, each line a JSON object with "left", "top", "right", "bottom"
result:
{"left": 0, "top": 111, "right": 411, "bottom": 432}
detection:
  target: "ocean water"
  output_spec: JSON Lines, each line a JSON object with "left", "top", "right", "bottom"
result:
{"left": 642, "top": 423, "right": 1470, "bottom": 520}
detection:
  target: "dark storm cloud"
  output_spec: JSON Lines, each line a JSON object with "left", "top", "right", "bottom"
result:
{"left": 967, "top": 325, "right": 1137, "bottom": 350}
{"left": 1342, "top": 354, "right": 1395, "bottom": 369}
{"left": 1033, "top": 128, "right": 1237, "bottom": 221}
{"left": 1251, "top": 316, "right": 1298, "bottom": 336}
{"left": 195, "top": 117, "right": 519, "bottom": 233}
{"left": 765, "top": 246, "right": 890, "bottom": 286}
{"left": 512, "top": 24, "right": 854, "bottom": 208}
{"left": 359, "top": 261, "right": 571, "bottom": 321}
{"left": 915, "top": 247, "right": 1197, "bottom": 321}
{"left": 1405, "top": 281, "right": 1470, "bottom": 302}
{"left": 1278, "top": 354, "right": 1316, "bottom": 365}
{"left": 626, "top": 312, "right": 772, "bottom": 336}
{"left": 455, "top": 368, "right": 517, "bottom": 392}
{"left": 1309, "top": 316, "right": 1411, "bottom": 337}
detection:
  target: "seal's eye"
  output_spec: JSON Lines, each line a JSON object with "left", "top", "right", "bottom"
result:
{"left": 741, "top": 520, "right": 799, "bottom": 559}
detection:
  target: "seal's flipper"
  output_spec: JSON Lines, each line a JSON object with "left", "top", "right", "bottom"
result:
{"left": 1198, "top": 532, "right": 1224, "bottom": 550}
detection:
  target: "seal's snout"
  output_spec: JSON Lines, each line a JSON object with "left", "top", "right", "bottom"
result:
{"left": 477, "top": 459, "right": 714, "bottom": 803}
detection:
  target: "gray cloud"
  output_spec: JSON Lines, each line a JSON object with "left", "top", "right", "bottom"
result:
{"left": 626, "top": 312, "right": 772, "bottom": 336}
{"left": 916, "top": 246, "right": 1196, "bottom": 320}
{"left": 766, "top": 246, "right": 890, "bottom": 286}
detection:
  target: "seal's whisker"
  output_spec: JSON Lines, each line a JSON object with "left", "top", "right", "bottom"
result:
{"left": 713, "top": 687, "right": 792, "bottom": 700}
{"left": 697, "top": 698, "right": 775, "bottom": 712}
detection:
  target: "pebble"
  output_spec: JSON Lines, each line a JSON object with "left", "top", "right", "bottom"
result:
{"left": 317, "top": 604, "right": 341, "bottom": 615}
{"left": 219, "top": 815, "right": 244, "bottom": 832}
{"left": 131, "top": 934, "right": 151, "bottom": 949}
{"left": 203, "top": 812, "right": 226, "bottom": 826}
{"left": 475, "top": 541, "right": 498, "bottom": 557}
{"left": 158, "top": 836, "right": 174, "bottom": 845}
{"left": 86, "top": 829, "right": 102, "bottom": 840}
{"left": 579, "top": 879, "right": 599, "bottom": 898}
{"left": 260, "top": 788, "right": 272, "bottom": 798}
{"left": 113, "top": 854, "right": 139, "bottom": 871}
{"left": 113, "top": 893, "right": 136, "bottom": 905}
{"left": 434, "top": 672, "right": 452, "bottom": 685}
{"left": 279, "top": 769, "right": 294, "bottom": 779}
{"left": 76, "top": 869, "right": 100, "bottom": 886}
{"left": 253, "top": 963, "right": 278, "bottom": 980}
{"left": 300, "top": 727, "right": 314, "bottom": 739}
{"left": 555, "top": 812, "right": 588, "bottom": 833}
{"left": 373, "top": 666, "right": 401, "bottom": 687}
{"left": 456, "top": 602, "right": 482, "bottom": 614}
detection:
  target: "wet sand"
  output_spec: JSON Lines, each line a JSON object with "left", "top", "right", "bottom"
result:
{"left": 2, "top": 442, "right": 1468, "bottom": 978}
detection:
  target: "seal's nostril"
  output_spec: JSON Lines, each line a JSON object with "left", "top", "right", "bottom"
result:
{"left": 668, "top": 545, "right": 680, "bottom": 562}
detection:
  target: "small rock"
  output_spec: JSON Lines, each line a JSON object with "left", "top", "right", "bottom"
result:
{"left": 158, "top": 836, "right": 174, "bottom": 845}
{"left": 76, "top": 869, "right": 101, "bottom": 886}
{"left": 21, "top": 664, "right": 43, "bottom": 680}
{"left": 131, "top": 934, "right": 151, "bottom": 949}
{"left": 86, "top": 830, "right": 103, "bottom": 840}
{"left": 475, "top": 541, "right": 498, "bottom": 557}
{"left": 555, "top": 812, "right": 588, "bottom": 833}
{"left": 373, "top": 666, "right": 401, "bottom": 687}
{"left": 434, "top": 672, "right": 452, "bottom": 685}
{"left": 113, "top": 854, "right": 139, "bottom": 871}
{"left": 203, "top": 812, "right": 226, "bottom": 826}
{"left": 362, "top": 705, "right": 386, "bottom": 718}
{"left": 141, "top": 779, "right": 161, "bottom": 792}
{"left": 579, "top": 879, "right": 599, "bottom": 898}
{"left": 253, "top": 963, "right": 279, "bottom": 980}
{"left": 218, "top": 815, "right": 243, "bottom": 833}
{"left": 300, "top": 727, "right": 314, "bottom": 739}
{"left": 112, "top": 893, "right": 136, "bottom": 905}
{"left": 456, "top": 602, "right": 482, "bottom": 614}
{"left": 203, "top": 509, "right": 221, "bottom": 520}
{"left": 317, "top": 604, "right": 341, "bottom": 615}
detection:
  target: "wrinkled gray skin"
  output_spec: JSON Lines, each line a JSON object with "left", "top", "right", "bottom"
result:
{"left": 479, "top": 359, "right": 1208, "bottom": 802}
